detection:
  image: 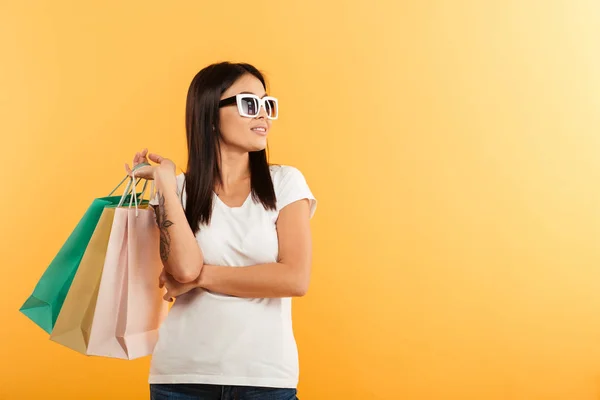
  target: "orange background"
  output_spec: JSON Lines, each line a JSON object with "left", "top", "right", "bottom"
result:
{"left": 2, "top": 1, "right": 600, "bottom": 399}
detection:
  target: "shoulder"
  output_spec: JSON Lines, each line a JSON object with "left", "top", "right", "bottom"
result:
{"left": 269, "top": 164, "right": 306, "bottom": 188}
{"left": 269, "top": 164, "right": 317, "bottom": 217}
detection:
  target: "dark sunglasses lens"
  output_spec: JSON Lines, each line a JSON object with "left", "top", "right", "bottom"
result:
{"left": 240, "top": 97, "right": 259, "bottom": 116}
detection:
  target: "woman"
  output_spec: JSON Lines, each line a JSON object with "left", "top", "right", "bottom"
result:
{"left": 125, "top": 62, "right": 317, "bottom": 400}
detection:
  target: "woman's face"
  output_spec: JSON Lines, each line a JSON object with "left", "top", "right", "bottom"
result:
{"left": 218, "top": 74, "right": 272, "bottom": 153}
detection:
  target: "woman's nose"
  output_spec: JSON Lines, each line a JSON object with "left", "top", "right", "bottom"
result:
{"left": 255, "top": 105, "right": 268, "bottom": 119}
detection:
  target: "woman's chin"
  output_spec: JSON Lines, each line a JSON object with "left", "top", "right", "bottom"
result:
{"left": 247, "top": 139, "right": 268, "bottom": 152}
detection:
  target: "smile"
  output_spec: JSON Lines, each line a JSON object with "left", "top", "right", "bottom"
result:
{"left": 251, "top": 127, "right": 267, "bottom": 135}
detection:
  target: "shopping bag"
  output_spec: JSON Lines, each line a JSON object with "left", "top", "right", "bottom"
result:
{"left": 87, "top": 176, "right": 168, "bottom": 360}
{"left": 49, "top": 207, "right": 116, "bottom": 354}
{"left": 19, "top": 173, "right": 143, "bottom": 334}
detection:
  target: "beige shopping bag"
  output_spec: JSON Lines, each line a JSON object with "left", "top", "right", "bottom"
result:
{"left": 49, "top": 207, "right": 116, "bottom": 354}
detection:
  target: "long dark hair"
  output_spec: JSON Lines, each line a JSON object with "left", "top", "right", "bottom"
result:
{"left": 183, "top": 62, "right": 276, "bottom": 234}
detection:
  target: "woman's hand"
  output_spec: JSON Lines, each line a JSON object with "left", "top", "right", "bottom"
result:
{"left": 159, "top": 268, "right": 200, "bottom": 302}
{"left": 125, "top": 148, "right": 176, "bottom": 181}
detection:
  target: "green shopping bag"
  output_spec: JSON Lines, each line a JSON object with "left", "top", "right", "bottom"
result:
{"left": 20, "top": 167, "right": 150, "bottom": 334}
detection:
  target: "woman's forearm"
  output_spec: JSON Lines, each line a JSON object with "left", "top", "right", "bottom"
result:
{"left": 197, "top": 263, "right": 309, "bottom": 298}
{"left": 154, "top": 172, "right": 203, "bottom": 283}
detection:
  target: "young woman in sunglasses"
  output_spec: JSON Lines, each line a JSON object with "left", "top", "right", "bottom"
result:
{"left": 126, "top": 62, "right": 316, "bottom": 400}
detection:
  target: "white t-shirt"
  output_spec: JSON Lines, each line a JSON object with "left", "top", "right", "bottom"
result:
{"left": 148, "top": 165, "right": 317, "bottom": 388}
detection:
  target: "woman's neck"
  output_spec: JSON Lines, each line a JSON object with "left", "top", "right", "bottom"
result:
{"left": 218, "top": 148, "right": 250, "bottom": 190}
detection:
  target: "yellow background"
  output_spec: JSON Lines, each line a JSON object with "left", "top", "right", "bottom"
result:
{"left": 2, "top": 1, "right": 600, "bottom": 399}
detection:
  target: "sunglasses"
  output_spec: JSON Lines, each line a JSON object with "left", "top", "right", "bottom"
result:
{"left": 219, "top": 93, "right": 279, "bottom": 120}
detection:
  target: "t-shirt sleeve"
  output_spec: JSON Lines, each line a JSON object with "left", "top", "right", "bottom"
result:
{"left": 276, "top": 166, "right": 317, "bottom": 219}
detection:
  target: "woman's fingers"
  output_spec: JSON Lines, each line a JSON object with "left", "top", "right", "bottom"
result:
{"left": 125, "top": 149, "right": 154, "bottom": 178}
{"left": 128, "top": 165, "right": 151, "bottom": 179}
{"left": 139, "top": 148, "right": 149, "bottom": 165}
{"left": 133, "top": 149, "right": 149, "bottom": 167}
{"left": 148, "top": 153, "right": 164, "bottom": 164}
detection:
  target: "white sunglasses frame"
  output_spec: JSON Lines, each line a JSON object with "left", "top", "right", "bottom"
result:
{"left": 230, "top": 94, "right": 279, "bottom": 120}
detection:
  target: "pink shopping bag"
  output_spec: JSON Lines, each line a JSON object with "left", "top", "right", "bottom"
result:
{"left": 87, "top": 202, "right": 168, "bottom": 360}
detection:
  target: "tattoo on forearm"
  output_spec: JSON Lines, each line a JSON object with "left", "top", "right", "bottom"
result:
{"left": 155, "top": 192, "right": 174, "bottom": 262}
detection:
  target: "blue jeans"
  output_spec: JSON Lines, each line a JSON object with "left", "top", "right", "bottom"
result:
{"left": 150, "top": 384, "right": 298, "bottom": 400}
